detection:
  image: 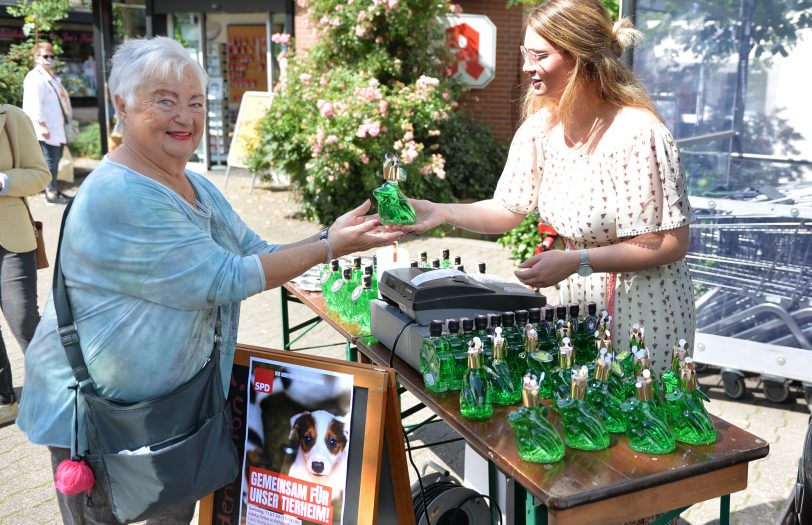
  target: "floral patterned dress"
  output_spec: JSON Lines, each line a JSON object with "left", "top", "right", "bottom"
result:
{"left": 494, "top": 111, "right": 695, "bottom": 372}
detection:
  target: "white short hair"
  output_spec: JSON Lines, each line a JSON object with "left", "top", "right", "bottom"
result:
{"left": 108, "top": 36, "right": 208, "bottom": 113}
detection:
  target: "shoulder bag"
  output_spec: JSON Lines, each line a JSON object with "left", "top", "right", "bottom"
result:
{"left": 22, "top": 198, "right": 48, "bottom": 269}
{"left": 54, "top": 201, "right": 239, "bottom": 523}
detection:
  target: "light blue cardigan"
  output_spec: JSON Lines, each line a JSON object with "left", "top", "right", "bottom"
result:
{"left": 18, "top": 157, "right": 277, "bottom": 448}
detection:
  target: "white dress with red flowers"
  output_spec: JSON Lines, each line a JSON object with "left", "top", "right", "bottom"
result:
{"left": 493, "top": 111, "right": 695, "bottom": 372}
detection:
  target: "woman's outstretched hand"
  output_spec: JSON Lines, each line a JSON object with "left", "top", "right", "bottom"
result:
{"left": 394, "top": 199, "right": 449, "bottom": 235}
{"left": 514, "top": 250, "right": 580, "bottom": 289}
{"left": 329, "top": 200, "right": 405, "bottom": 257}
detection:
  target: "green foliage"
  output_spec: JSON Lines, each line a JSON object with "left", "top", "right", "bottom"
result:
{"left": 68, "top": 123, "right": 102, "bottom": 160}
{"left": 7, "top": 0, "right": 69, "bottom": 42}
{"left": 498, "top": 212, "right": 541, "bottom": 262}
{"left": 0, "top": 62, "right": 24, "bottom": 106}
{"left": 249, "top": 0, "right": 506, "bottom": 224}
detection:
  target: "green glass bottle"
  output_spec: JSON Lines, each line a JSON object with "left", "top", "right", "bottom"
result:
{"left": 621, "top": 369, "right": 675, "bottom": 454}
{"left": 460, "top": 341, "right": 493, "bottom": 420}
{"left": 351, "top": 275, "right": 376, "bottom": 334}
{"left": 586, "top": 354, "right": 626, "bottom": 433}
{"left": 420, "top": 320, "right": 451, "bottom": 393}
{"left": 328, "top": 267, "right": 352, "bottom": 315}
{"left": 373, "top": 153, "right": 417, "bottom": 225}
{"left": 574, "top": 303, "right": 599, "bottom": 365}
{"left": 634, "top": 347, "right": 662, "bottom": 405}
{"left": 453, "top": 255, "right": 462, "bottom": 270}
{"left": 350, "top": 257, "right": 363, "bottom": 288}
{"left": 419, "top": 251, "right": 429, "bottom": 269}
{"left": 525, "top": 324, "right": 552, "bottom": 397}
{"left": 507, "top": 374, "right": 566, "bottom": 463}
{"left": 443, "top": 319, "right": 467, "bottom": 391}
{"left": 665, "top": 358, "right": 716, "bottom": 445}
{"left": 554, "top": 305, "right": 569, "bottom": 342}
{"left": 441, "top": 248, "right": 452, "bottom": 269}
{"left": 662, "top": 338, "right": 689, "bottom": 397}
{"left": 550, "top": 337, "right": 575, "bottom": 407}
{"left": 370, "top": 256, "right": 378, "bottom": 294}
{"left": 320, "top": 259, "right": 341, "bottom": 305}
{"left": 556, "top": 366, "right": 610, "bottom": 451}
{"left": 472, "top": 314, "right": 493, "bottom": 364}
{"left": 485, "top": 329, "right": 521, "bottom": 406}
{"left": 501, "top": 312, "right": 524, "bottom": 379}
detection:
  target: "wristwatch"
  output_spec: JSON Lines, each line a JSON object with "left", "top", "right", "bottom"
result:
{"left": 577, "top": 249, "right": 594, "bottom": 277}
{"left": 319, "top": 227, "right": 329, "bottom": 241}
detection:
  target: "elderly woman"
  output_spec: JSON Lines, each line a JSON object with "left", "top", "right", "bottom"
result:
{"left": 17, "top": 36, "right": 402, "bottom": 524}
{"left": 401, "top": 0, "right": 694, "bottom": 372}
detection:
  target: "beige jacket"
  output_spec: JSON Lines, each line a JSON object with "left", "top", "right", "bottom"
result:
{"left": 0, "top": 104, "right": 51, "bottom": 253}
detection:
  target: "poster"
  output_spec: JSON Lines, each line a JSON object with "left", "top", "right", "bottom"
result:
{"left": 227, "top": 91, "right": 272, "bottom": 169}
{"left": 240, "top": 357, "right": 354, "bottom": 525}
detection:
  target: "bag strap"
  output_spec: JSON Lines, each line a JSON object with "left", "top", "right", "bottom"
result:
{"left": 52, "top": 200, "right": 223, "bottom": 396}
{"left": 44, "top": 74, "right": 70, "bottom": 125}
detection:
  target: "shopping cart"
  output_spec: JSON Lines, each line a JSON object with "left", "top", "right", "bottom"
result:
{"left": 687, "top": 208, "right": 812, "bottom": 409}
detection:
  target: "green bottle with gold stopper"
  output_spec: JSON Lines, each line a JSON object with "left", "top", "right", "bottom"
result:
{"left": 665, "top": 358, "right": 716, "bottom": 445}
{"left": 460, "top": 338, "right": 493, "bottom": 420}
{"left": 373, "top": 153, "right": 417, "bottom": 225}
{"left": 420, "top": 320, "right": 452, "bottom": 393}
{"left": 621, "top": 369, "right": 676, "bottom": 454}
{"left": 662, "top": 338, "right": 690, "bottom": 396}
{"left": 556, "top": 366, "right": 610, "bottom": 451}
{"left": 507, "top": 374, "right": 566, "bottom": 463}
{"left": 525, "top": 324, "right": 554, "bottom": 399}
{"left": 550, "top": 337, "right": 575, "bottom": 407}
{"left": 586, "top": 353, "right": 626, "bottom": 433}
{"left": 485, "top": 327, "right": 521, "bottom": 405}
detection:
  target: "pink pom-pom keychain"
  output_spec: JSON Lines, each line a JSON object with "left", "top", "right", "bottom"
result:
{"left": 55, "top": 456, "right": 95, "bottom": 496}
{"left": 56, "top": 383, "right": 94, "bottom": 496}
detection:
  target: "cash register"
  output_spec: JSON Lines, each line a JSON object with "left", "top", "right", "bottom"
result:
{"left": 371, "top": 267, "right": 546, "bottom": 371}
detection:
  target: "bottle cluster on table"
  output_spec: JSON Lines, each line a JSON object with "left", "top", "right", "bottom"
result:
{"left": 418, "top": 308, "right": 716, "bottom": 463}
{"left": 319, "top": 256, "right": 378, "bottom": 334}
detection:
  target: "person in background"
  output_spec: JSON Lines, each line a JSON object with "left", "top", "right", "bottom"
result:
{"left": 16, "top": 36, "right": 403, "bottom": 524}
{"left": 399, "top": 0, "right": 694, "bottom": 372}
{"left": 0, "top": 104, "right": 51, "bottom": 425}
{"left": 23, "top": 41, "right": 72, "bottom": 205}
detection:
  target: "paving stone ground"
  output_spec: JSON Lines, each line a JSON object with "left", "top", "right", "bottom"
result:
{"left": 0, "top": 166, "right": 808, "bottom": 524}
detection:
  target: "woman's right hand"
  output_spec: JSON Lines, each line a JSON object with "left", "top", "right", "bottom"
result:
{"left": 396, "top": 199, "right": 450, "bottom": 235}
{"left": 328, "top": 200, "right": 405, "bottom": 257}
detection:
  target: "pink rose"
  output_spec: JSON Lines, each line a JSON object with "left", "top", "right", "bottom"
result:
{"left": 325, "top": 135, "right": 338, "bottom": 144}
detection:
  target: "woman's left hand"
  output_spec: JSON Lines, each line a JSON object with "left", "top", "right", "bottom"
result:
{"left": 514, "top": 250, "right": 580, "bottom": 289}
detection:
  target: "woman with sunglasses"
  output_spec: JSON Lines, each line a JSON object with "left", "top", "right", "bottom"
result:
{"left": 22, "top": 41, "right": 72, "bottom": 205}
{"left": 400, "top": 0, "right": 694, "bottom": 373}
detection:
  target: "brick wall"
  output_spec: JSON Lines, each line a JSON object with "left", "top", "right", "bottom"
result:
{"left": 292, "top": 2, "right": 526, "bottom": 141}
{"left": 457, "top": 1, "right": 526, "bottom": 141}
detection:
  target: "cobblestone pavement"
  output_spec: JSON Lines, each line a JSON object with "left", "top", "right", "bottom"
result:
{"left": 0, "top": 167, "right": 808, "bottom": 524}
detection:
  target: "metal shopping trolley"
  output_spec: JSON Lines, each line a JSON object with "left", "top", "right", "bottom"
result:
{"left": 688, "top": 198, "right": 812, "bottom": 410}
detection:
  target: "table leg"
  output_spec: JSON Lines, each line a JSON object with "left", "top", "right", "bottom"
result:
{"left": 720, "top": 494, "right": 731, "bottom": 525}
{"left": 346, "top": 343, "right": 357, "bottom": 361}
{"left": 281, "top": 287, "right": 291, "bottom": 350}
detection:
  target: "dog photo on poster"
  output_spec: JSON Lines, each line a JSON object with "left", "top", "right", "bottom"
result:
{"left": 241, "top": 357, "right": 354, "bottom": 525}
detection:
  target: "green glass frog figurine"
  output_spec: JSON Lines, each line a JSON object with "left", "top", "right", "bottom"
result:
{"left": 460, "top": 339, "right": 493, "bottom": 420}
{"left": 373, "top": 153, "right": 417, "bottom": 225}
{"left": 556, "top": 366, "right": 610, "bottom": 451}
{"left": 661, "top": 338, "right": 689, "bottom": 397}
{"left": 507, "top": 374, "right": 566, "bottom": 463}
{"left": 665, "top": 358, "right": 716, "bottom": 445}
{"left": 621, "top": 369, "right": 676, "bottom": 454}
{"left": 586, "top": 353, "right": 626, "bottom": 433}
{"left": 485, "top": 330, "right": 521, "bottom": 406}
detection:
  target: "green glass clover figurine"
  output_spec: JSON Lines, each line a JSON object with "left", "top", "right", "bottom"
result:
{"left": 373, "top": 153, "right": 417, "bottom": 225}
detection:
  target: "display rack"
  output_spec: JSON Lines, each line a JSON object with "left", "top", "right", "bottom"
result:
{"left": 206, "top": 41, "right": 228, "bottom": 167}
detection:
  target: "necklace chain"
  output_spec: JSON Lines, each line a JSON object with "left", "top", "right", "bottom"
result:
{"left": 124, "top": 144, "right": 196, "bottom": 204}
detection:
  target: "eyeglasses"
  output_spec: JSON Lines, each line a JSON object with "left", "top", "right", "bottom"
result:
{"left": 39, "top": 54, "right": 56, "bottom": 59}
{"left": 520, "top": 46, "right": 560, "bottom": 67}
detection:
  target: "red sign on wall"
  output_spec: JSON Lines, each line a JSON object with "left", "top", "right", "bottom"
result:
{"left": 444, "top": 14, "right": 497, "bottom": 89}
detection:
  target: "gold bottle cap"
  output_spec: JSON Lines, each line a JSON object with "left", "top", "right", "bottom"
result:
{"left": 595, "top": 355, "right": 612, "bottom": 382}
{"left": 633, "top": 347, "right": 651, "bottom": 373}
{"left": 522, "top": 374, "right": 540, "bottom": 407}
{"left": 524, "top": 325, "right": 538, "bottom": 353}
{"left": 468, "top": 346, "right": 480, "bottom": 369}
{"left": 382, "top": 153, "right": 407, "bottom": 181}
{"left": 570, "top": 366, "right": 589, "bottom": 400}
{"left": 635, "top": 369, "right": 654, "bottom": 401}
{"left": 559, "top": 338, "right": 573, "bottom": 368}
{"left": 492, "top": 327, "right": 506, "bottom": 360}
{"left": 681, "top": 357, "right": 697, "bottom": 392}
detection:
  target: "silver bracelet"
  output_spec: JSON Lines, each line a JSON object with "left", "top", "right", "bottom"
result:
{"left": 319, "top": 238, "right": 332, "bottom": 264}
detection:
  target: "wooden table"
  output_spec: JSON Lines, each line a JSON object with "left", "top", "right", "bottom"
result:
{"left": 355, "top": 337, "right": 770, "bottom": 525}
{"left": 280, "top": 281, "right": 362, "bottom": 359}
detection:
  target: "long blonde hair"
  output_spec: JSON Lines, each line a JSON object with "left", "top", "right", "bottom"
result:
{"left": 521, "top": 0, "right": 659, "bottom": 128}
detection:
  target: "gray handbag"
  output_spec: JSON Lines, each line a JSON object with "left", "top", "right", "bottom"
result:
{"left": 54, "top": 201, "right": 239, "bottom": 523}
